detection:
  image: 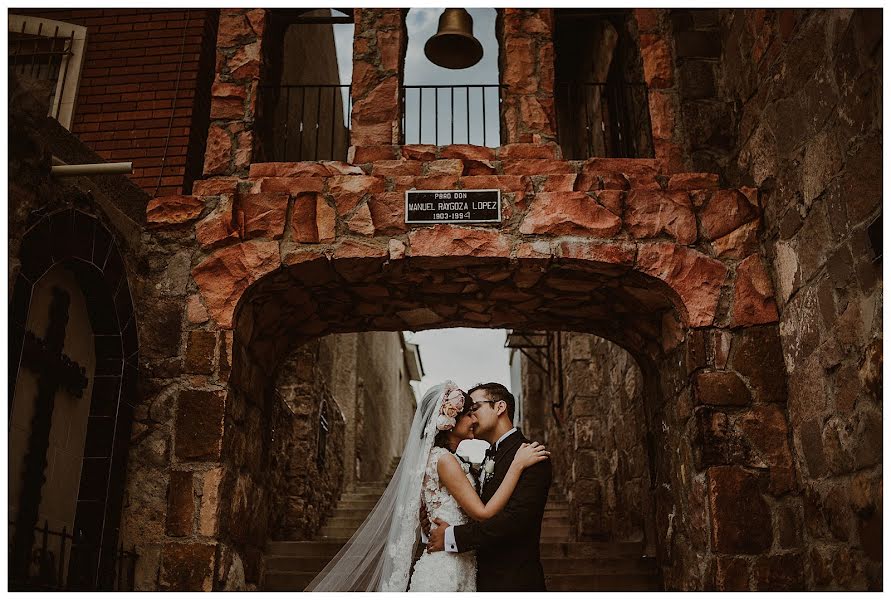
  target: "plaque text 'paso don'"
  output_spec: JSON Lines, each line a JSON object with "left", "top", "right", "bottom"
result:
{"left": 405, "top": 189, "right": 501, "bottom": 224}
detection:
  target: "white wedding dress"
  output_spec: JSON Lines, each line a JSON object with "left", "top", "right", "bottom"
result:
{"left": 407, "top": 447, "right": 478, "bottom": 592}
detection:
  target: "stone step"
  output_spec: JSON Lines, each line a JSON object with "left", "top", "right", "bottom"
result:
{"left": 325, "top": 516, "right": 374, "bottom": 529}
{"left": 338, "top": 493, "right": 384, "bottom": 503}
{"left": 540, "top": 525, "right": 571, "bottom": 538}
{"left": 264, "top": 554, "right": 339, "bottom": 573}
{"left": 319, "top": 526, "right": 359, "bottom": 539}
{"left": 541, "top": 556, "right": 658, "bottom": 575}
{"left": 266, "top": 540, "right": 345, "bottom": 557}
{"left": 541, "top": 516, "right": 569, "bottom": 527}
{"left": 334, "top": 501, "right": 380, "bottom": 512}
{"left": 543, "top": 509, "right": 569, "bottom": 519}
{"left": 539, "top": 541, "right": 645, "bottom": 559}
{"left": 264, "top": 571, "right": 316, "bottom": 592}
{"left": 347, "top": 485, "right": 388, "bottom": 494}
{"left": 545, "top": 573, "right": 661, "bottom": 591}
{"left": 264, "top": 570, "right": 662, "bottom": 592}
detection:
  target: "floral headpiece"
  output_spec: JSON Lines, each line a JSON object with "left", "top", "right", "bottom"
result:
{"left": 434, "top": 383, "right": 466, "bottom": 432}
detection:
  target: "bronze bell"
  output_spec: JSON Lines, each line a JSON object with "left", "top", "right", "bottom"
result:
{"left": 424, "top": 8, "right": 484, "bottom": 70}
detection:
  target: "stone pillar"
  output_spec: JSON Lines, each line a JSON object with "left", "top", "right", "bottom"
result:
{"left": 499, "top": 9, "right": 557, "bottom": 144}
{"left": 203, "top": 9, "right": 266, "bottom": 177}
{"left": 635, "top": 8, "right": 687, "bottom": 173}
{"left": 349, "top": 9, "right": 405, "bottom": 147}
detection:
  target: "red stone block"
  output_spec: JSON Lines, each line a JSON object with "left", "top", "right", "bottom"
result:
{"left": 694, "top": 371, "right": 751, "bottom": 406}
{"left": 238, "top": 192, "right": 288, "bottom": 239}
{"left": 594, "top": 190, "right": 623, "bottom": 216}
{"left": 462, "top": 159, "right": 498, "bottom": 175}
{"left": 367, "top": 191, "right": 407, "bottom": 236}
{"left": 377, "top": 28, "right": 403, "bottom": 70}
{"left": 539, "top": 174, "right": 577, "bottom": 192}
{"left": 440, "top": 144, "right": 496, "bottom": 161}
{"left": 502, "top": 38, "right": 536, "bottom": 93}
{"left": 371, "top": 160, "right": 423, "bottom": 176}
{"left": 668, "top": 172, "right": 721, "bottom": 190}
{"left": 519, "top": 96, "right": 555, "bottom": 134}
{"left": 731, "top": 255, "right": 779, "bottom": 326}
{"left": 498, "top": 143, "right": 561, "bottom": 160}
{"left": 634, "top": 8, "right": 660, "bottom": 33}
{"left": 460, "top": 175, "right": 528, "bottom": 192}
{"left": 147, "top": 195, "right": 204, "bottom": 227}
{"left": 556, "top": 240, "right": 636, "bottom": 266}
{"left": 249, "top": 162, "right": 329, "bottom": 178}
{"left": 425, "top": 159, "right": 464, "bottom": 176}
{"left": 502, "top": 159, "right": 575, "bottom": 175}
{"left": 348, "top": 145, "right": 400, "bottom": 163}
{"left": 351, "top": 59, "right": 380, "bottom": 98}
{"left": 196, "top": 197, "right": 239, "bottom": 249}
{"left": 352, "top": 77, "right": 399, "bottom": 124}
{"left": 640, "top": 33, "right": 674, "bottom": 88}
{"left": 637, "top": 243, "right": 728, "bottom": 327}
{"left": 320, "top": 161, "right": 365, "bottom": 175}
{"left": 203, "top": 125, "right": 231, "bottom": 175}
{"left": 519, "top": 192, "right": 622, "bottom": 237}
{"left": 255, "top": 177, "right": 325, "bottom": 195}
{"left": 228, "top": 41, "right": 261, "bottom": 80}
{"left": 699, "top": 189, "right": 760, "bottom": 240}
{"left": 712, "top": 219, "right": 761, "bottom": 260}
{"left": 625, "top": 189, "right": 697, "bottom": 245}
{"left": 346, "top": 203, "right": 375, "bottom": 236}
{"left": 391, "top": 175, "right": 460, "bottom": 191}
{"left": 581, "top": 157, "right": 658, "bottom": 176}
{"left": 191, "top": 240, "right": 281, "bottom": 328}
{"left": 409, "top": 226, "right": 511, "bottom": 258}
{"left": 217, "top": 12, "right": 253, "bottom": 47}
{"left": 401, "top": 145, "right": 438, "bottom": 160}
{"left": 327, "top": 175, "right": 386, "bottom": 215}
{"left": 193, "top": 178, "right": 239, "bottom": 196}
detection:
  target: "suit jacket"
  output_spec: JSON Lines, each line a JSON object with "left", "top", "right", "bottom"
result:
{"left": 452, "top": 429, "right": 552, "bottom": 591}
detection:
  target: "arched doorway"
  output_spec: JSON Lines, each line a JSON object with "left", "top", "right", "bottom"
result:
{"left": 9, "top": 208, "right": 138, "bottom": 590}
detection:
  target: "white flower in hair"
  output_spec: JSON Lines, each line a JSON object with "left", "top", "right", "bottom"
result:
{"left": 436, "top": 414, "right": 456, "bottom": 431}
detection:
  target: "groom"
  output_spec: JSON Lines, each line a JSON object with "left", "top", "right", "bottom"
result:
{"left": 427, "top": 382, "right": 552, "bottom": 591}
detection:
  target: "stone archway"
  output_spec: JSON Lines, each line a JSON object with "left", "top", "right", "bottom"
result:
{"left": 139, "top": 150, "right": 799, "bottom": 589}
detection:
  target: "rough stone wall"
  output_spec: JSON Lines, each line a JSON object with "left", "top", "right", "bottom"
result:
{"left": 520, "top": 333, "right": 655, "bottom": 547}
{"left": 355, "top": 331, "right": 416, "bottom": 481}
{"left": 670, "top": 9, "right": 883, "bottom": 590}
{"left": 267, "top": 340, "right": 346, "bottom": 541}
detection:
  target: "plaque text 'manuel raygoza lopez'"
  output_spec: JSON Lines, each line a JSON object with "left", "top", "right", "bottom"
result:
{"left": 405, "top": 189, "right": 501, "bottom": 224}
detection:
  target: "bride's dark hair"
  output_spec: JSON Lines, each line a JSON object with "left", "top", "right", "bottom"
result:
{"left": 433, "top": 391, "right": 472, "bottom": 449}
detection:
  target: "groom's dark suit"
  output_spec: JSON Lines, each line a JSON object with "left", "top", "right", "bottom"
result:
{"left": 453, "top": 429, "right": 552, "bottom": 591}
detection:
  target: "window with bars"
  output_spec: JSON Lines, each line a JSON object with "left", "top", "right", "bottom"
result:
{"left": 8, "top": 15, "right": 87, "bottom": 130}
{"left": 317, "top": 400, "right": 330, "bottom": 470}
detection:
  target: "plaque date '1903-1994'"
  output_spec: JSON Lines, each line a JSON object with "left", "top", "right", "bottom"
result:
{"left": 405, "top": 189, "right": 501, "bottom": 224}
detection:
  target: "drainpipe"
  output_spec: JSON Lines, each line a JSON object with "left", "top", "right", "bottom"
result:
{"left": 51, "top": 156, "right": 133, "bottom": 177}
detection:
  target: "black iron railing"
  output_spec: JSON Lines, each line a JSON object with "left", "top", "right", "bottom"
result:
{"left": 401, "top": 84, "right": 505, "bottom": 147}
{"left": 261, "top": 84, "right": 352, "bottom": 162}
{"left": 8, "top": 520, "right": 138, "bottom": 591}
{"left": 555, "top": 81, "right": 654, "bottom": 159}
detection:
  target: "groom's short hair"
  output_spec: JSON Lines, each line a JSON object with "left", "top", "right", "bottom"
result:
{"left": 468, "top": 382, "right": 515, "bottom": 423}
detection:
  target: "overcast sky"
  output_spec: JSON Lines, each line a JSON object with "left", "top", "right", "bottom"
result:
{"left": 405, "top": 328, "right": 512, "bottom": 462}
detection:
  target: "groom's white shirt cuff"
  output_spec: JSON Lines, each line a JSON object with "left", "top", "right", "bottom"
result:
{"left": 420, "top": 529, "right": 429, "bottom": 544}
{"left": 444, "top": 526, "right": 458, "bottom": 553}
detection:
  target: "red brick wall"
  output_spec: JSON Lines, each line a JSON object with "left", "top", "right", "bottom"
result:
{"left": 12, "top": 9, "right": 218, "bottom": 196}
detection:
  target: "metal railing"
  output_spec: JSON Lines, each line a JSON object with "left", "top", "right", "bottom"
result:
{"left": 260, "top": 84, "right": 352, "bottom": 162}
{"left": 401, "top": 84, "right": 504, "bottom": 147}
{"left": 8, "top": 24, "right": 75, "bottom": 122}
{"left": 8, "top": 520, "right": 138, "bottom": 591}
{"left": 555, "top": 81, "right": 654, "bottom": 159}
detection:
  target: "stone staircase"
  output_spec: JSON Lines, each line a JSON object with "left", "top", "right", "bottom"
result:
{"left": 262, "top": 463, "right": 661, "bottom": 591}
{"left": 540, "top": 488, "right": 662, "bottom": 591}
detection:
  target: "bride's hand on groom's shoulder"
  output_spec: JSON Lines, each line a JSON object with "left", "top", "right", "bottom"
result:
{"left": 513, "top": 441, "right": 551, "bottom": 470}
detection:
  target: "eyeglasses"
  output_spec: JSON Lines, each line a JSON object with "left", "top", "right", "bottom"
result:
{"left": 470, "top": 400, "right": 496, "bottom": 413}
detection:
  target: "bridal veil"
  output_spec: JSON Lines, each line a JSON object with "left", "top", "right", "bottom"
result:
{"left": 305, "top": 381, "right": 452, "bottom": 591}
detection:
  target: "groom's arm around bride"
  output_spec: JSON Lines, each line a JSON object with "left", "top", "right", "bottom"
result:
{"left": 428, "top": 384, "right": 553, "bottom": 591}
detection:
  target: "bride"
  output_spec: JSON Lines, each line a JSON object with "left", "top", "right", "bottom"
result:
{"left": 305, "top": 381, "right": 549, "bottom": 592}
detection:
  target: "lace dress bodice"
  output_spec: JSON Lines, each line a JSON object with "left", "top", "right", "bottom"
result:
{"left": 422, "top": 447, "right": 476, "bottom": 525}
{"left": 408, "top": 447, "right": 478, "bottom": 592}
